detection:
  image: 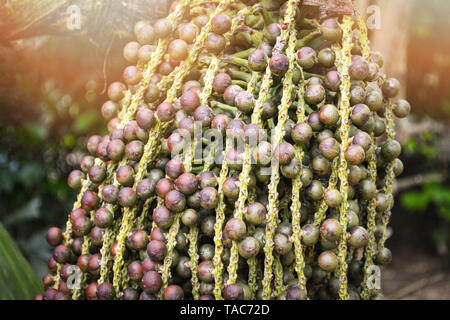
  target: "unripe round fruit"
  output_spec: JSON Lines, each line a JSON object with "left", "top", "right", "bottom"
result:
{"left": 141, "top": 271, "right": 163, "bottom": 294}
{"left": 169, "top": 39, "right": 188, "bottom": 61}
{"left": 46, "top": 227, "right": 63, "bottom": 247}
{"left": 382, "top": 78, "right": 401, "bottom": 98}
{"left": 269, "top": 53, "right": 289, "bottom": 76}
{"left": 248, "top": 49, "right": 267, "bottom": 72}
{"left": 223, "top": 284, "right": 244, "bottom": 300}
{"left": 68, "top": 170, "right": 84, "bottom": 189}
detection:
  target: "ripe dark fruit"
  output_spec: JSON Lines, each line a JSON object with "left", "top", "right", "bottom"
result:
{"left": 116, "top": 165, "right": 134, "bottom": 187}
{"left": 275, "top": 141, "right": 295, "bottom": 165}
{"left": 238, "top": 236, "right": 260, "bottom": 259}
{"left": 136, "top": 108, "right": 156, "bottom": 130}
{"left": 68, "top": 170, "right": 84, "bottom": 189}
{"left": 94, "top": 208, "right": 113, "bottom": 228}
{"left": 53, "top": 244, "right": 71, "bottom": 264}
{"left": 165, "top": 189, "right": 186, "bottom": 212}
{"left": 169, "top": 39, "right": 188, "bottom": 61}
{"left": 46, "top": 227, "right": 63, "bottom": 247}
{"left": 164, "top": 285, "right": 184, "bottom": 300}
{"left": 156, "top": 178, "right": 173, "bottom": 197}
{"left": 107, "top": 139, "right": 125, "bottom": 161}
{"left": 194, "top": 105, "right": 213, "bottom": 128}
{"left": 122, "top": 287, "right": 139, "bottom": 300}
{"left": 213, "top": 74, "right": 232, "bottom": 95}
{"left": 136, "top": 178, "right": 155, "bottom": 199}
{"left": 292, "top": 123, "right": 313, "bottom": 145}
{"left": 304, "top": 84, "right": 325, "bottom": 105}
{"left": 199, "top": 187, "right": 219, "bottom": 210}
{"left": 176, "top": 173, "right": 198, "bottom": 195}
{"left": 118, "top": 187, "right": 137, "bottom": 207}
{"left": 223, "top": 284, "right": 244, "bottom": 300}
{"left": 180, "top": 90, "right": 200, "bottom": 112}
{"left": 147, "top": 240, "right": 167, "bottom": 262}
{"left": 102, "top": 184, "right": 118, "bottom": 204}
{"left": 318, "top": 48, "right": 336, "bottom": 68}
{"left": 166, "top": 158, "right": 184, "bottom": 179}
{"left": 349, "top": 56, "right": 369, "bottom": 80}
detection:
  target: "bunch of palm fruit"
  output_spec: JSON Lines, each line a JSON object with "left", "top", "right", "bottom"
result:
{"left": 36, "top": 0, "right": 409, "bottom": 300}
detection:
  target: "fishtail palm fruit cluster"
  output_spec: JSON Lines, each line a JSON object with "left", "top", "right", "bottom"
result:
{"left": 37, "top": 0, "right": 410, "bottom": 300}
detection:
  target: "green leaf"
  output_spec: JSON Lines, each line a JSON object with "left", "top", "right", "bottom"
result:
{"left": 0, "top": 223, "right": 43, "bottom": 300}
